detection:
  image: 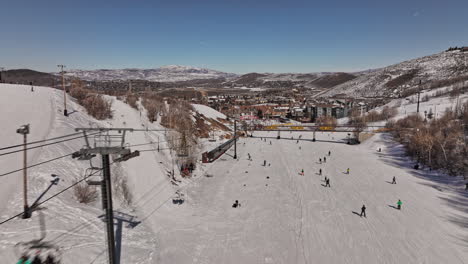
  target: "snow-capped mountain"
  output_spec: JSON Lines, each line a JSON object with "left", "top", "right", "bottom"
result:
{"left": 63, "top": 65, "right": 238, "bottom": 82}
{"left": 323, "top": 50, "right": 468, "bottom": 97}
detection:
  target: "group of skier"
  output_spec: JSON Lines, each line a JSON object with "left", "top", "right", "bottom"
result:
{"left": 313, "top": 149, "right": 403, "bottom": 217}
{"left": 243, "top": 135, "right": 405, "bottom": 218}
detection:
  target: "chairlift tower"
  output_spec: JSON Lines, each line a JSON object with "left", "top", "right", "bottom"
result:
{"left": 57, "top": 65, "right": 68, "bottom": 116}
{"left": 72, "top": 128, "right": 139, "bottom": 264}
{"left": 16, "top": 124, "right": 31, "bottom": 219}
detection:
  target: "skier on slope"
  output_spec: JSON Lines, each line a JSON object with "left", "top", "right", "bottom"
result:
{"left": 360, "top": 205, "right": 366, "bottom": 217}
{"left": 392, "top": 176, "right": 396, "bottom": 184}
{"left": 324, "top": 157, "right": 326, "bottom": 163}
{"left": 346, "top": 168, "right": 350, "bottom": 174}
{"left": 328, "top": 150, "right": 331, "bottom": 156}
{"left": 325, "top": 178, "right": 331, "bottom": 187}
{"left": 319, "top": 168, "right": 322, "bottom": 175}
{"left": 264, "top": 160, "right": 266, "bottom": 166}
{"left": 397, "top": 199, "right": 402, "bottom": 210}
{"left": 319, "top": 158, "right": 322, "bottom": 164}
{"left": 301, "top": 169, "right": 304, "bottom": 176}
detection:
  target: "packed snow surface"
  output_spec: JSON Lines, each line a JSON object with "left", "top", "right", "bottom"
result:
{"left": 192, "top": 103, "right": 227, "bottom": 120}
{"left": 152, "top": 131, "right": 468, "bottom": 263}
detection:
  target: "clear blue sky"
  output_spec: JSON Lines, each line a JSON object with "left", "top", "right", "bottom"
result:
{"left": 1, "top": 0, "right": 467, "bottom": 73}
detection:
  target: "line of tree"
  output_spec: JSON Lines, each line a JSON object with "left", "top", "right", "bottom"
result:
{"left": 387, "top": 101, "right": 468, "bottom": 176}
{"left": 69, "top": 80, "right": 113, "bottom": 120}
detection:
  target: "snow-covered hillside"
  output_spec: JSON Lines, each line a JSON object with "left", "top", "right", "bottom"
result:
{"left": 1, "top": 84, "right": 468, "bottom": 263}
{"left": 63, "top": 65, "right": 237, "bottom": 82}
{"left": 324, "top": 50, "right": 468, "bottom": 97}
{"left": 228, "top": 72, "right": 357, "bottom": 89}
{"left": 0, "top": 84, "right": 182, "bottom": 263}
{"left": 192, "top": 104, "right": 227, "bottom": 120}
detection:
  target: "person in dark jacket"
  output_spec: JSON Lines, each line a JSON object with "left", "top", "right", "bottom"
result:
{"left": 328, "top": 150, "right": 331, "bottom": 156}
{"left": 319, "top": 168, "right": 322, "bottom": 175}
{"left": 360, "top": 205, "right": 366, "bottom": 217}
{"left": 392, "top": 176, "right": 396, "bottom": 184}
{"left": 325, "top": 178, "right": 331, "bottom": 187}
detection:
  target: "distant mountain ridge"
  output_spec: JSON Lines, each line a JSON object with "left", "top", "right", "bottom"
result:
{"left": 62, "top": 65, "right": 238, "bottom": 82}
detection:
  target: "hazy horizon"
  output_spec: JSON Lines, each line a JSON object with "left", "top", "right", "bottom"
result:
{"left": 1, "top": 0, "right": 467, "bottom": 73}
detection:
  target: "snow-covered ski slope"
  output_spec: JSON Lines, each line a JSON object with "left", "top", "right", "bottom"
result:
{"left": 152, "top": 131, "right": 468, "bottom": 263}
{"left": 0, "top": 84, "right": 176, "bottom": 263}
{"left": 1, "top": 84, "right": 468, "bottom": 263}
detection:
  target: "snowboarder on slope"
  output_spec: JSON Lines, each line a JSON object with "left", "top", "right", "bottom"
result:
{"left": 360, "top": 205, "right": 366, "bottom": 217}
{"left": 392, "top": 176, "right": 396, "bottom": 184}
{"left": 397, "top": 199, "right": 402, "bottom": 210}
